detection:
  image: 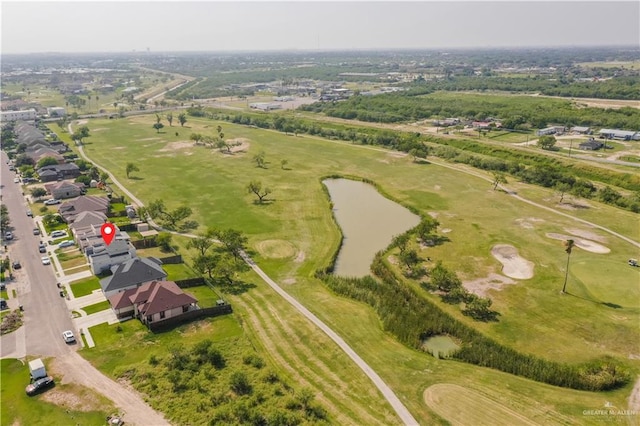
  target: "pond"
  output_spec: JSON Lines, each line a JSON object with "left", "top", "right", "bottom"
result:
{"left": 324, "top": 178, "right": 420, "bottom": 277}
{"left": 422, "top": 335, "right": 461, "bottom": 359}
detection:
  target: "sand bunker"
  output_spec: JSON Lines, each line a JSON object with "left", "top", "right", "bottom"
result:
{"left": 564, "top": 228, "right": 608, "bottom": 243}
{"left": 545, "top": 233, "right": 610, "bottom": 254}
{"left": 491, "top": 245, "right": 534, "bottom": 280}
{"left": 441, "top": 228, "right": 452, "bottom": 234}
{"left": 463, "top": 273, "right": 517, "bottom": 297}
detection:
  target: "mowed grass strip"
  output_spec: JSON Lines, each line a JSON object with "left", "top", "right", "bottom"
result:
{"left": 81, "top": 300, "right": 110, "bottom": 315}
{"left": 69, "top": 277, "right": 101, "bottom": 298}
{"left": 231, "top": 281, "right": 398, "bottom": 425}
{"left": 424, "top": 384, "right": 540, "bottom": 426}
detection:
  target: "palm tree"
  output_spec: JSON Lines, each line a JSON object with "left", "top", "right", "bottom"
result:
{"left": 561, "top": 239, "right": 575, "bottom": 293}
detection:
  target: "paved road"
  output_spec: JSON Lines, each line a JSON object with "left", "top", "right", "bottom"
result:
{"left": 0, "top": 150, "right": 75, "bottom": 358}
{"left": 1, "top": 151, "right": 169, "bottom": 426}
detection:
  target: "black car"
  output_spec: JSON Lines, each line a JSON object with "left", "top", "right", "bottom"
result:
{"left": 12, "top": 261, "right": 21, "bottom": 270}
{"left": 39, "top": 242, "right": 46, "bottom": 253}
{"left": 25, "top": 376, "right": 54, "bottom": 396}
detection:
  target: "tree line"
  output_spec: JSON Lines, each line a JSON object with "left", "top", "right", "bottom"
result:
{"left": 300, "top": 91, "right": 640, "bottom": 128}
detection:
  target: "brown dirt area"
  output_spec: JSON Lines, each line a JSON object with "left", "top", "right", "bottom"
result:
{"left": 158, "top": 140, "right": 194, "bottom": 152}
{"left": 545, "top": 233, "right": 610, "bottom": 254}
{"left": 463, "top": 273, "right": 517, "bottom": 297}
{"left": 491, "top": 244, "right": 534, "bottom": 280}
{"left": 514, "top": 217, "right": 544, "bottom": 229}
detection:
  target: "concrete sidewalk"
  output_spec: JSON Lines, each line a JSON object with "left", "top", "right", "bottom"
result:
{"left": 67, "top": 290, "right": 107, "bottom": 311}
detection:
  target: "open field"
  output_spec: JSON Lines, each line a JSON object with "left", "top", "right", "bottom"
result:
{"left": 1, "top": 358, "right": 113, "bottom": 425}
{"left": 71, "top": 114, "right": 640, "bottom": 423}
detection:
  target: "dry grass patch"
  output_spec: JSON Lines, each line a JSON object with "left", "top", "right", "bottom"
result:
{"left": 463, "top": 273, "right": 517, "bottom": 297}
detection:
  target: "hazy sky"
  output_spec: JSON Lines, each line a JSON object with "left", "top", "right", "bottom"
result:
{"left": 1, "top": 1, "right": 639, "bottom": 54}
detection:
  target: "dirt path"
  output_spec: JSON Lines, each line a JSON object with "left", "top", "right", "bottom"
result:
{"left": 56, "top": 352, "right": 170, "bottom": 426}
{"left": 630, "top": 376, "right": 640, "bottom": 412}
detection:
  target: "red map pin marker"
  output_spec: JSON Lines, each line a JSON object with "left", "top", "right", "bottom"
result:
{"left": 101, "top": 222, "right": 116, "bottom": 246}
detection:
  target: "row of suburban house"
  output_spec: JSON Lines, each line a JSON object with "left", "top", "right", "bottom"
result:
{"left": 52, "top": 194, "right": 204, "bottom": 327}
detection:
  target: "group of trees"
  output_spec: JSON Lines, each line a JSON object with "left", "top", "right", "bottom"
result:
{"left": 189, "top": 125, "right": 233, "bottom": 151}
{"left": 140, "top": 199, "right": 197, "bottom": 232}
{"left": 426, "top": 262, "right": 498, "bottom": 321}
{"left": 71, "top": 125, "right": 91, "bottom": 144}
{"left": 153, "top": 112, "right": 188, "bottom": 133}
{"left": 187, "top": 228, "right": 248, "bottom": 286}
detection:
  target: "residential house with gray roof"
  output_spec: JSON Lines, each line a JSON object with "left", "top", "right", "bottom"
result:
{"left": 100, "top": 257, "right": 167, "bottom": 298}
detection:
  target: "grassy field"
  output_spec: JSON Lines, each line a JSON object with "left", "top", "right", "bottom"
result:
{"left": 162, "top": 263, "right": 198, "bottom": 281}
{"left": 71, "top": 114, "right": 639, "bottom": 423}
{"left": 81, "top": 300, "right": 110, "bottom": 315}
{"left": 0, "top": 358, "right": 113, "bottom": 425}
{"left": 69, "top": 276, "right": 101, "bottom": 298}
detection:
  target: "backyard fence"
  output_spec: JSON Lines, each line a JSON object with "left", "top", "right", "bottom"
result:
{"left": 147, "top": 304, "right": 232, "bottom": 332}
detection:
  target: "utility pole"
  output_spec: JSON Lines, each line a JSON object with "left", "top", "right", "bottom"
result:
{"left": 568, "top": 139, "right": 573, "bottom": 158}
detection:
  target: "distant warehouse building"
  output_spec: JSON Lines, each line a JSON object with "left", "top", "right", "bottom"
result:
{"left": 47, "top": 107, "right": 66, "bottom": 117}
{"left": 598, "top": 128, "right": 640, "bottom": 141}
{"left": 249, "top": 102, "right": 282, "bottom": 111}
{"left": 0, "top": 109, "right": 37, "bottom": 122}
{"left": 536, "top": 126, "right": 565, "bottom": 136}
{"left": 570, "top": 126, "right": 591, "bottom": 134}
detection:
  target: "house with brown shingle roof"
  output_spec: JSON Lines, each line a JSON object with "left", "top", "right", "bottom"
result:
{"left": 44, "top": 181, "right": 85, "bottom": 199}
{"left": 58, "top": 195, "right": 109, "bottom": 222}
{"left": 108, "top": 280, "right": 198, "bottom": 324}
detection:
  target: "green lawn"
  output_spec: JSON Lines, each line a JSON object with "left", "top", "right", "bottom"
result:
{"left": 82, "top": 300, "right": 110, "bottom": 315}
{"left": 1, "top": 289, "right": 8, "bottom": 300}
{"left": 73, "top": 114, "right": 640, "bottom": 424}
{"left": 183, "top": 285, "right": 220, "bottom": 308}
{"left": 0, "top": 359, "right": 113, "bottom": 425}
{"left": 162, "top": 263, "right": 198, "bottom": 281}
{"left": 69, "top": 276, "right": 101, "bottom": 298}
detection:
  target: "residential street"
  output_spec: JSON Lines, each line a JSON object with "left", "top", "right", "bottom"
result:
{"left": 0, "top": 150, "right": 169, "bottom": 426}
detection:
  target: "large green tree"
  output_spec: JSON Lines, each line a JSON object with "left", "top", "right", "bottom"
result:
{"left": 538, "top": 135, "right": 557, "bottom": 150}
{"left": 178, "top": 113, "right": 187, "bottom": 127}
{"left": 125, "top": 162, "right": 139, "bottom": 178}
{"left": 247, "top": 180, "right": 272, "bottom": 203}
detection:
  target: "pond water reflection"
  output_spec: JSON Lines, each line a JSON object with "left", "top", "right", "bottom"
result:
{"left": 324, "top": 178, "right": 420, "bottom": 277}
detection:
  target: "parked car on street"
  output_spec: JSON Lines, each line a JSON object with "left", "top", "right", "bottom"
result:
{"left": 33, "top": 228, "right": 40, "bottom": 235}
{"left": 41, "top": 256, "right": 51, "bottom": 265}
{"left": 26, "top": 210, "right": 32, "bottom": 217}
{"left": 11, "top": 261, "right": 21, "bottom": 270}
{"left": 25, "top": 376, "right": 54, "bottom": 396}
{"left": 39, "top": 242, "right": 46, "bottom": 253}
{"left": 4, "top": 232, "right": 13, "bottom": 240}
{"left": 62, "top": 330, "right": 75, "bottom": 343}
